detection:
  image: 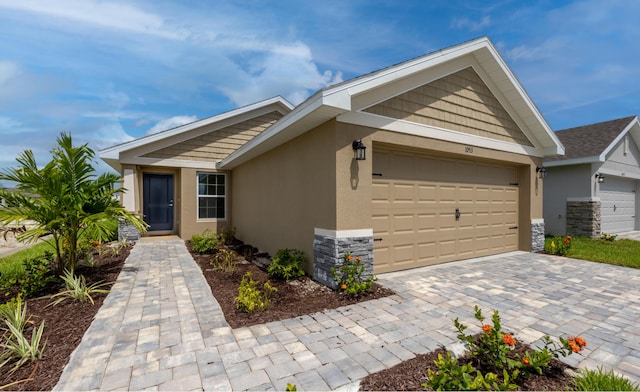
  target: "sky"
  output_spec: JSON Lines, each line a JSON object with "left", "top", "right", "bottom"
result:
{"left": 1, "top": 0, "right": 639, "bottom": 178}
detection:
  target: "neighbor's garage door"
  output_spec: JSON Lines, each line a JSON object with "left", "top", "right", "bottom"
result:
{"left": 601, "top": 177, "right": 637, "bottom": 233}
{"left": 372, "top": 150, "right": 519, "bottom": 274}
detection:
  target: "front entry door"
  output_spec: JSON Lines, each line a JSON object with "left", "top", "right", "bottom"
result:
{"left": 143, "top": 173, "right": 174, "bottom": 232}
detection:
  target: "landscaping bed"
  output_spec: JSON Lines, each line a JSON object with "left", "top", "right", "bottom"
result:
{"left": 0, "top": 244, "right": 131, "bottom": 391}
{"left": 186, "top": 241, "right": 395, "bottom": 329}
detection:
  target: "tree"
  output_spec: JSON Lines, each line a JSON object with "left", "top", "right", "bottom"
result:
{"left": 0, "top": 132, "right": 147, "bottom": 273}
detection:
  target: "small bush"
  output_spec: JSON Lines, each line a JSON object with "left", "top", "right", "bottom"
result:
{"left": 219, "top": 226, "right": 236, "bottom": 245}
{"left": 267, "top": 248, "right": 305, "bottom": 281}
{"left": 234, "top": 271, "right": 277, "bottom": 313}
{"left": 0, "top": 296, "right": 46, "bottom": 372}
{"left": 47, "top": 270, "right": 110, "bottom": 306}
{"left": 19, "top": 253, "right": 56, "bottom": 298}
{"left": 545, "top": 235, "right": 572, "bottom": 256}
{"left": 601, "top": 233, "right": 617, "bottom": 242}
{"left": 190, "top": 230, "right": 219, "bottom": 254}
{"left": 573, "top": 366, "right": 639, "bottom": 391}
{"left": 331, "top": 252, "right": 376, "bottom": 295}
{"left": 210, "top": 248, "right": 235, "bottom": 272}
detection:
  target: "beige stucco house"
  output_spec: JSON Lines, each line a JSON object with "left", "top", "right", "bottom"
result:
{"left": 543, "top": 116, "right": 640, "bottom": 237}
{"left": 100, "top": 37, "right": 564, "bottom": 286}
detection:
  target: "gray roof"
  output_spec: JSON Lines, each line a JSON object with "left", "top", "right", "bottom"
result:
{"left": 546, "top": 116, "right": 636, "bottom": 161}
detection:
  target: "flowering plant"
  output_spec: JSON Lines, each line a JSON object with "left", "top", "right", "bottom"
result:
{"left": 601, "top": 233, "right": 617, "bottom": 241}
{"left": 331, "top": 252, "right": 376, "bottom": 296}
{"left": 545, "top": 235, "right": 572, "bottom": 256}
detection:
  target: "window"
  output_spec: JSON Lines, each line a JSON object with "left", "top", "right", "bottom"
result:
{"left": 197, "top": 173, "right": 226, "bottom": 219}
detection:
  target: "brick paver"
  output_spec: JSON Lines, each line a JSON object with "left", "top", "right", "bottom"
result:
{"left": 55, "top": 240, "right": 640, "bottom": 391}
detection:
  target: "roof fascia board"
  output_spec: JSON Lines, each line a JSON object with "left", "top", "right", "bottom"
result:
{"left": 339, "top": 111, "right": 541, "bottom": 157}
{"left": 99, "top": 96, "right": 293, "bottom": 160}
{"left": 543, "top": 156, "right": 602, "bottom": 167}
{"left": 600, "top": 116, "right": 639, "bottom": 161}
{"left": 119, "top": 156, "right": 219, "bottom": 170}
{"left": 219, "top": 91, "right": 344, "bottom": 169}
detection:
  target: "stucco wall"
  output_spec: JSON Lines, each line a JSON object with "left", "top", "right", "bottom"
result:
{"left": 543, "top": 164, "right": 592, "bottom": 235}
{"left": 231, "top": 120, "right": 337, "bottom": 272}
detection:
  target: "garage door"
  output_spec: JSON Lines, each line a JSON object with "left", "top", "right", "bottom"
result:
{"left": 372, "top": 150, "right": 519, "bottom": 273}
{"left": 601, "top": 177, "right": 637, "bottom": 233}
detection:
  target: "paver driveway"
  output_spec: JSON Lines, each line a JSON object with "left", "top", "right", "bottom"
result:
{"left": 54, "top": 239, "right": 640, "bottom": 391}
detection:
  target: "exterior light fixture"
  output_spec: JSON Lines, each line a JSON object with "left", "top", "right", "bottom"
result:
{"left": 352, "top": 140, "right": 366, "bottom": 161}
{"left": 595, "top": 173, "right": 605, "bottom": 183}
{"left": 536, "top": 166, "right": 547, "bottom": 179}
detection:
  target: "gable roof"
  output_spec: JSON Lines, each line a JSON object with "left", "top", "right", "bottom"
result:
{"left": 219, "top": 36, "right": 564, "bottom": 169}
{"left": 99, "top": 96, "right": 294, "bottom": 171}
{"left": 544, "top": 116, "right": 640, "bottom": 167}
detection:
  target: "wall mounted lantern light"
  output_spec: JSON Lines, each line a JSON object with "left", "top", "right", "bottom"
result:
{"left": 595, "top": 173, "right": 605, "bottom": 183}
{"left": 352, "top": 140, "right": 366, "bottom": 161}
{"left": 536, "top": 166, "right": 547, "bottom": 179}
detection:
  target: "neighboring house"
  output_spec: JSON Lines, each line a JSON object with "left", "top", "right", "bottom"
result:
{"left": 543, "top": 116, "right": 640, "bottom": 237}
{"left": 100, "top": 37, "right": 564, "bottom": 286}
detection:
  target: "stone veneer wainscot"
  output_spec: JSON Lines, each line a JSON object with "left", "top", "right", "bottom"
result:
{"left": 313, "top": 228, "right": 373, "bottom": 289}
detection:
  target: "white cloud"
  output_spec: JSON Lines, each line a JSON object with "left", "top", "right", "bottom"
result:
{"left": 0, "top": 0, "right": 187, "bottom": 39}
{"left": 92, "top": 123, "right": 135, "bottom": 149}
{"left": 145, "top": 115, "right": 198, "bottom": 135}
{"left": 450, "top": 15, "right": 491, "bottom": 31}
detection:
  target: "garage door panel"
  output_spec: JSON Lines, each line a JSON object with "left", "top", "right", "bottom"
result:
{"left": 372, "top": 150, "right": 519, "bottom": 273}
{"left": 601, "top": 177, "right": 636, "bottom": 233}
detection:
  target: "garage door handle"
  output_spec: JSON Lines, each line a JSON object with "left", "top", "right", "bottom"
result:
{"left": 374, "top": 238, "right": 383, "bottom": 242}
{"left": 455, "top": 208, "right": 461, "bottom": 221}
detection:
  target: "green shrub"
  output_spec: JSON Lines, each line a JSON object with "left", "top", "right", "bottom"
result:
{"left": 210, "top": 248, "right": 235, "bottom": 272}
{"left": 267, "top": 248, "right": 305, "bottom": 281}
{"left": 234, "top": 272, "right": 277, "bottom": 313}
{"left": 573, "top": 366, "right": 639, "bottom": 391}
{"left": 0, "top": 296, "right": 46, "bottom": 372}
{"left": 331, "top": 252, "right": 376, "bottom": 295}
{"left": 219, "top": 226, "right": 236, "bottom": 245}
{"left": 47, "top": 270, "right": 110, "bottom": 306}
{"left": 18, "top": 253, "right": 56, "bottom": 298}
{"left": 545, "top": 235, "right": 572, "bottom": 256}
{"left": 190, "top": 230, "right": 219, "bottom": 254}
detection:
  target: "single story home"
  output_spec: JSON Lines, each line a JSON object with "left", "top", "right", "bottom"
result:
{"left": 543, "top": 116, "right": 640, "bottom": 237}
{"left": 100, "top": 37, "right": 564, "bottom": 286}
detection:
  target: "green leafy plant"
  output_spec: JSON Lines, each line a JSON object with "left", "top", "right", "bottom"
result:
{"left": 219, "top": 226, "right": 236, "bottom": 246}
{"left": 190, "top": 230, "right": 219, "bottom": 254}
{"left": 331, "top": 252, "right": 376, "bottom": 295}
{"left": 234, "top": 271, "right": 277, "bottom": 313}
{"left": 601, "top": 233, "right": 617, "bottom": 242}
{"left": 47, "top": 269, "right": 110, "bottom": 306}
{"left": 18, "top": 253, "right": 56, "bottom": 298}
{"left": 0, "top": 132, "right": 147, "bottom": 275}
{"left": 210, "top": 248, "right": 235, "bottom": 272}
{"left": 285, "top": 383, "right": 297, "bottom": 391}
{"left": 423, "top": 351, "right": 518, "bottom": 391}
{"left": 267, "top": 248, "right": 306, "bottom": 281}
{"left": 519, "top": 335, "right": 586, "bottom": 377}
{"left": 573, "top": 366, "right": 639, "bottom": 391}
{"left": 0, "top": 296, "right": 46, "bottom": 372}
{"left": 545, "top": 235, "right": 572, "bottom": 256}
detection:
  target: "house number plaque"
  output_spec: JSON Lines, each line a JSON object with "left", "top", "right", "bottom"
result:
{"left": 465, "top": 146, "right": 474, "bottom": 153}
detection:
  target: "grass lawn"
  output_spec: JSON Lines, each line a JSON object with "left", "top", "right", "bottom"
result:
{"left": 0, "top": 240, "right": 54, "bottom": 285}
{"left": 546, "top": 236, "right": 640, "bottom": 269}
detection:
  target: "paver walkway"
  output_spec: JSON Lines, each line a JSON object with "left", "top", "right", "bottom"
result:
{"left": 55, "top": 239, "right": 640, "bottom": 391}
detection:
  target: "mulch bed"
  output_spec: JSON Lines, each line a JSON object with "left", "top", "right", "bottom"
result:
{"left": 360, "top": 341, "right": 575, "bottom": 391}
{"left": 0, "top": 245, "right": 131, "bottom": 391}
{"left": 187, "top": 241, "right": 395, "bottom": 329}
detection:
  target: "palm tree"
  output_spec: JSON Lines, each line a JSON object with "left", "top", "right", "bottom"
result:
{"left": 0, "top": 132, "right": 147, "bottom": 273}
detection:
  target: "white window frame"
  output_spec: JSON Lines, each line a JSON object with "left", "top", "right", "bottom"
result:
{"left": 197, "top": 172, "right": 226, "bottom": 220}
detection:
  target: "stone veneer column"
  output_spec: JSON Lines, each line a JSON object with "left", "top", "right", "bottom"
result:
{"left": 118, "top": 218, "right": 141, "bottom": 242}
{"left": 313, "top": 228, "right": 373, "bottom": 289}
{"left": 566, "top": 199, "right": 601, "bottom": 238}
{"left": 531, "top": 219, "right": 545, "bottom": 252}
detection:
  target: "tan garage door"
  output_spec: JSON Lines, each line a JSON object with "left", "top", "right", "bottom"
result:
{"left": 372, "top": 150, "right": 519, "bottom": 273}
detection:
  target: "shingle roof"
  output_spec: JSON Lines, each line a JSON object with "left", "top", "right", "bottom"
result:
{"left": 546, "top": 116, "right": 636, "bottom": 161}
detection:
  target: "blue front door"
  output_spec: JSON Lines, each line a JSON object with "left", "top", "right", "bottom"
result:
{"left": 143, "top": 173, "right": 174, "bottom": 232}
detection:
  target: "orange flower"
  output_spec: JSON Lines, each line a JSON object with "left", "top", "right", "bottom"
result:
{"left": 564, "top": 238, "right": 569, "bottom": 244}
{"left": 502, "top": 334, "right": 516, "bottom": 346}
{"left": 568, "top": 340, "right": 581, "bottom": 353}
{"left": 347, "top": 255, "right": 353, "bottom": 261}
{"left": 355, "top": 257, "right": 362, "bottom": 263}
{"left": 340, "top": 283, "right": 347, "bottom": 290}
{"left": 566, "top": 235, "right": 572, "bottom": 239}
{"left": 522, "top": 357, "right": 530, "bottom": 366}
{"left": 482, "top": 324, "right": 492, "bottom": 334}
{"left": 574, "top": 337, "right": 586, "bottom": 348}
